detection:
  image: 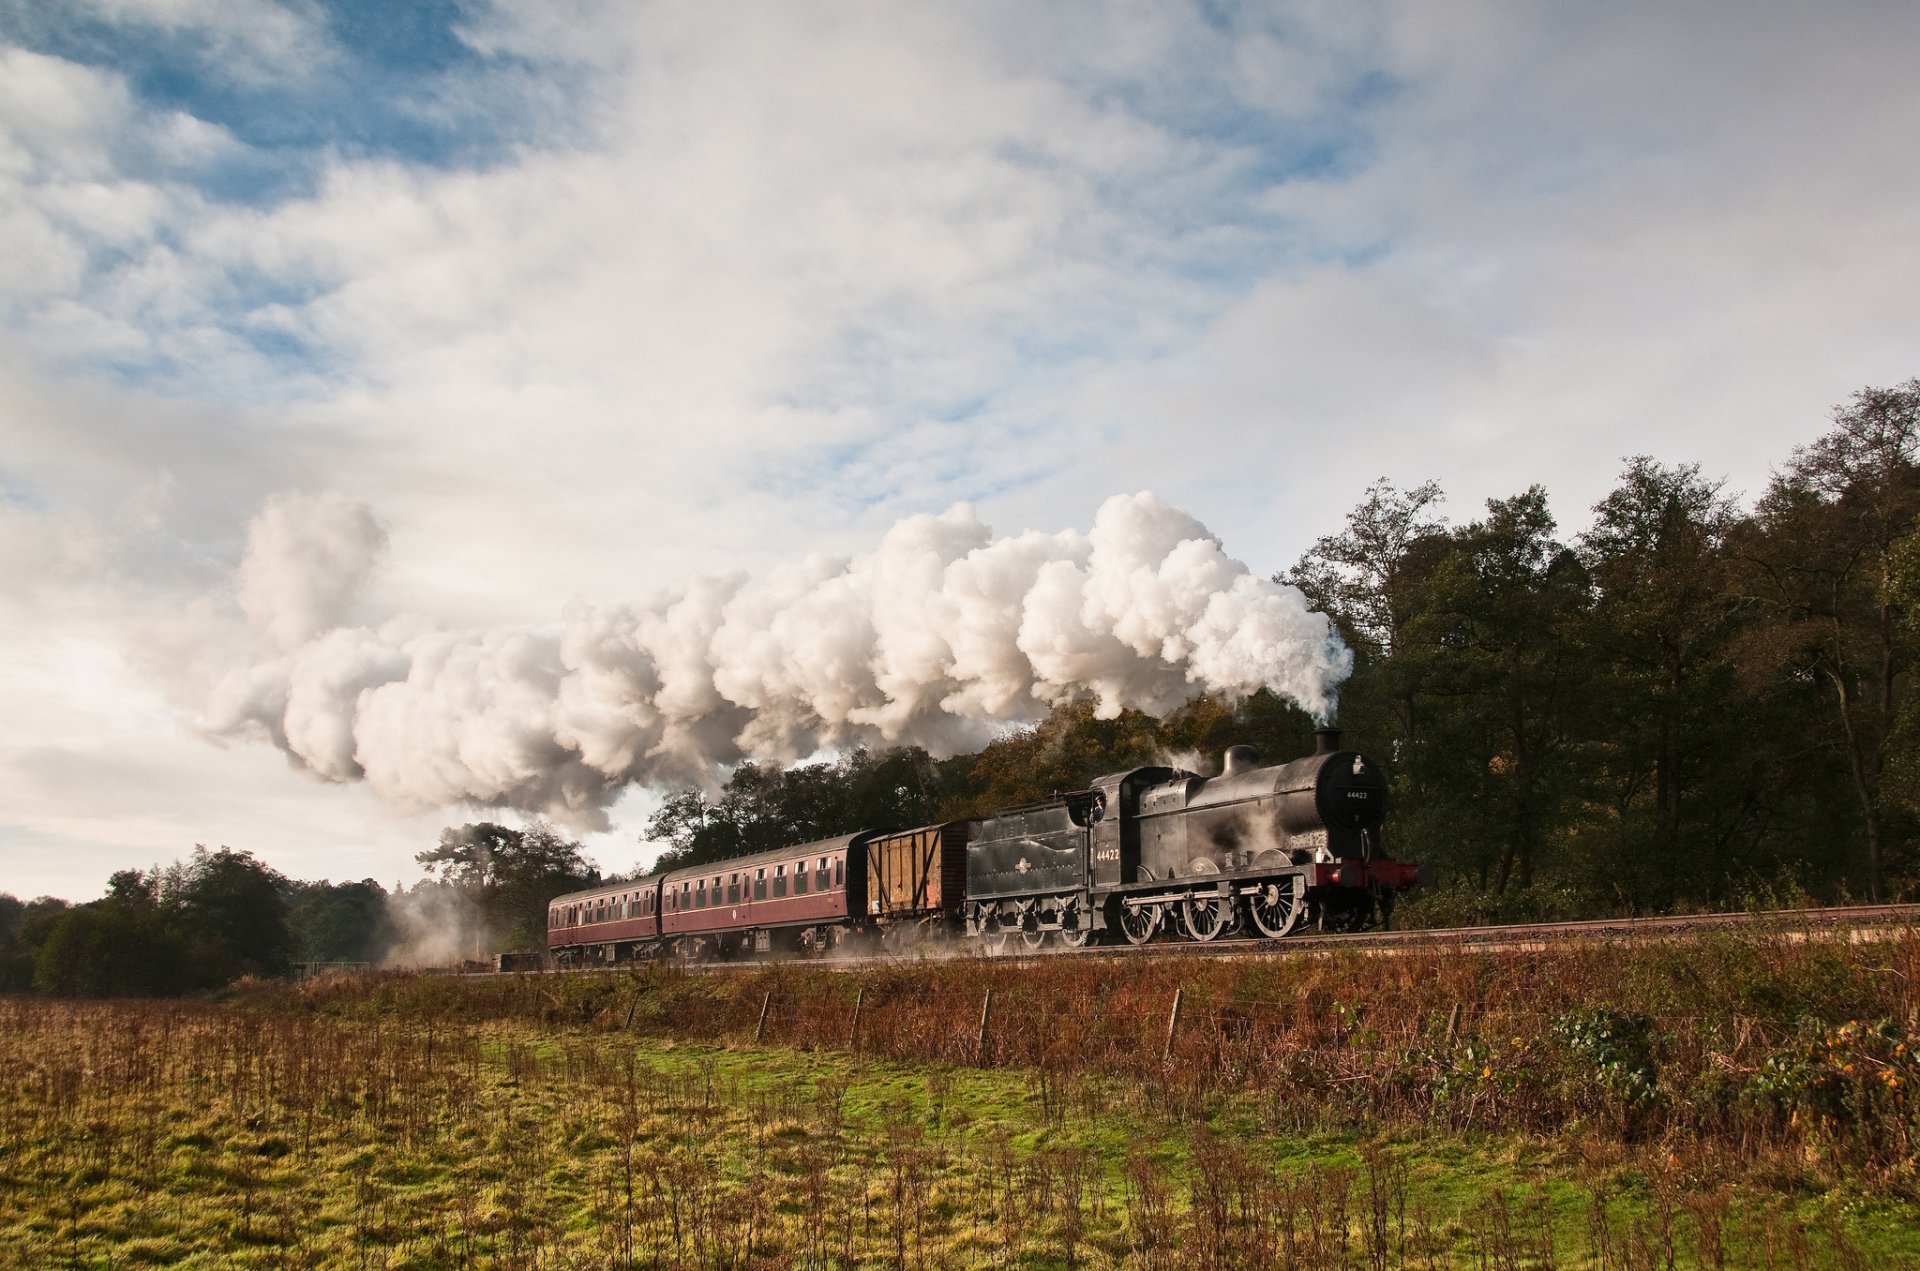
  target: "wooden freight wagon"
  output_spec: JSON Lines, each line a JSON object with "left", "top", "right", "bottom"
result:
{"left": 863, "top": 821, "right": 972, "bottom": 934}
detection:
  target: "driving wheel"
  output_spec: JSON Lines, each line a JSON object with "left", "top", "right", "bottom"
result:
{"left": 1246, "top": 880, "right": 1302, "bottom": 939}
{"left": 1181, "top": 890, "right": 1231, "bottom": 942}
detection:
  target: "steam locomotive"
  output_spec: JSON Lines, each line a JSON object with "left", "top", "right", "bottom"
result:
{"left": 546, "top": 728, "right": 1426, "bottom": 963}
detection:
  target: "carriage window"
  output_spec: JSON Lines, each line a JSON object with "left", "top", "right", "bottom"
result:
{"left": 755, "top": 868, "right": 767, "bottom": 901}
{"left": 819, "top": 857, "right": 831, "bottom": 888}
{"left": 773, "top": 864, "right": 787, "bottom": 898}
{"left": 834, "top": 859, "right": 844, "bottom": 887}
{"left": 696, "top": 881, "right": 707, "bottom": 908}
{"left": 794, "top": 860, "right": 808, "bottom": 895}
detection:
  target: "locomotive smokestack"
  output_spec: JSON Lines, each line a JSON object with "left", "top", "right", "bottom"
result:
{"left": 1221, "top": 744, "right": 1260, "bottom": 777}
{"left": 1314, "top": 726, "right": 1341, "bottom": 756}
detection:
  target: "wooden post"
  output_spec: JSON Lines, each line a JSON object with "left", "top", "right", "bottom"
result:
{"left": 1444, "top": 1002, "right": 1462, "bottom": 1046}
{"left": 849, "top": 988, "right": 865, "bottom": 1051}
{"left": 624, "top": 976, "right": 644, "bottom": 1029}
{"left": 974, "top": 988, "right": 993, "bottom": 1064}
{"left": 755, "top": 991, "right": 771, "bottom": 1044}
{"left": 1163, "top": 988, "right": 1184, "bottom": 1062}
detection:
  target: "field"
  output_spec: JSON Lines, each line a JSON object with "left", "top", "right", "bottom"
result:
{"left": 3, "top": 922, "right": 1918, "bottom": 1268}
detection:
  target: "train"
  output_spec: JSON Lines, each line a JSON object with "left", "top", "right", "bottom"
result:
{"left": 546, "top": 728, "right": 1427, "bottom": 963}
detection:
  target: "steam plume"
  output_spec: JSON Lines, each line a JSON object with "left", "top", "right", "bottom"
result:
{"left": 199, "top": 491, "right": 1351, "bottom": 826}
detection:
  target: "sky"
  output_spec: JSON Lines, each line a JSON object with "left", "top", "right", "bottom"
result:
{"left": 3, "top": 0, "right": 1918, "bottom": 902}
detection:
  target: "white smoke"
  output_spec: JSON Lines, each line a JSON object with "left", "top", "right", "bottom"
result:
{"left": 381, "top": 881, "right": 495, "bottom": 968}
{"left": 197, "top": 491, "right": 1351, "bottom": 827}
{"left": 234, "top": 491, "right": 387, "bottom": 650}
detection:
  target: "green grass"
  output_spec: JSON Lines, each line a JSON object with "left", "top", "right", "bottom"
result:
{"left": 2, "top": 996, "right": 1916, "bottom": 1268}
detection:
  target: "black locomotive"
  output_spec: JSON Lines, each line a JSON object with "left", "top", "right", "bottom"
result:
{"left": 547, "top": 728, "right": 1425, "bottom": 962}
{"left": 965, "top": 727, "right": 1419, "bottom": 950}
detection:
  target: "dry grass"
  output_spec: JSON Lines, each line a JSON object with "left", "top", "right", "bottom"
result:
{"left": 3, "top": 921, "right": 1918, "bottom": 1267}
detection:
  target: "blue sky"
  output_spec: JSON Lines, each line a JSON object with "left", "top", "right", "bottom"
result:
{"left": 3, "top": 0, "right": 1919, "bottom": 901}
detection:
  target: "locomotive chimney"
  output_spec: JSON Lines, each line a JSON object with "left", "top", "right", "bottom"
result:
{"left": 1221, "top": 744, "right": 1259, "bottom": 777}
{"left": 1314, "top": 726, "right": 1342, "bottom": 756}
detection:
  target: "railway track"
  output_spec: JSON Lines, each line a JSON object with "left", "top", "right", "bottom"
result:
{"left": 1026, "top": 900, "right": 1920, "bottom": 963}
{"left": 516, "top": 902, "right": 1920, "bottom": 977}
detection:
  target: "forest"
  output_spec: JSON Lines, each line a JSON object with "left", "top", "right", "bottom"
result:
{"left": 3, "top": 378, "right": 1917, "bottom": 995}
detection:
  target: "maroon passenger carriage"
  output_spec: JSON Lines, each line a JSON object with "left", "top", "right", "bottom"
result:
{"left": 547, "top": 823, "right": 971, "bottom": 964}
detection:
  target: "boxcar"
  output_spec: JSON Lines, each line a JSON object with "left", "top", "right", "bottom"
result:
{"left": 863, "top": 820, "right": 971, "bottom": 943}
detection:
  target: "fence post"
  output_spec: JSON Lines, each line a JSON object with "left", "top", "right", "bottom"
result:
{"left": 755, "top": 991, "right": 771, "bottom": 1044}
{"left": 850, "top": 988, "right": 865, "bottom": 1051}
{"left": 1444, "top": 1002, "right": 1461, "bottom": 1046}
{"left": 624, "top": 975, "right": 644, "bottom": 1029}
{"left": 1163, "top": 988, "right": 1184, "bottom": 1062}
{"left": 975, "top": 988, "right": 993, "bottom": 1064}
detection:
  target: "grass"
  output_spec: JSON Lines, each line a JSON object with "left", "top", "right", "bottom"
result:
{"left": 3, "top": 921, "right": 1919, "bottom": 1267}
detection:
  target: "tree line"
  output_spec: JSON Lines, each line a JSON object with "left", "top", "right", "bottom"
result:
{"left": 1, "top": 824, "right": 597, "bottom": 996}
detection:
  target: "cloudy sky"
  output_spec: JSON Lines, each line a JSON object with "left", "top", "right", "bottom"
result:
{"left": 4, "top": 0, "right": 1917, "bottom": 902}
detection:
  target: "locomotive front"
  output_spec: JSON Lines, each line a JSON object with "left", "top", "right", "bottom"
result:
{"left": 1142, "top": 727, "right": 1422, "bottom": 931}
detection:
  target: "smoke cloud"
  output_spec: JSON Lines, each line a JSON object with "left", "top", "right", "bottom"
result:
{"left": 381, "top": 882, "right": 494, "bottom": 968}
{"left": 197, "top": 491, "right": 1350, "bottom": 827}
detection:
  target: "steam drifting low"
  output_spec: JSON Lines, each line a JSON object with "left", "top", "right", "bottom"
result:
{"left": 199, "top": 492, "right": 1351, "bottom": 826}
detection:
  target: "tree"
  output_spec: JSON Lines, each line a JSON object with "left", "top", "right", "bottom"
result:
{"left": 32, "top": 899, "right": 190, "bottom": 997}
{"left": 0, "top": 896, "right": 66, "bottom": 992}
{"left": 418, "top": 822, "right": 596, "bottom": 950}
{"left": 169, "top": 847, "right": 295, "bottom": 982}
{"left": 1284, "top": 478, "right": 1449, "bottom": 659}
{"left": 285, "top": 879, "right": 395, "bottom": 964}
{"left": 1394, "top": 487, "right": 1592, "bottom": 897}
{"left": 1576, "top": 458, "right": 1753, "bottom": 903}
{"left": 1737, "top": 380, "right": 1920, "bottom": 900}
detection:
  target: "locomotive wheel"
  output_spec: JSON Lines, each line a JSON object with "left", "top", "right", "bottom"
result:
{"left": 1020, "top": 927, "right": 1050, "bottom": 951}
{"left": 979, "top": 930, "right": 1013, "bottom": 956}
{"left": 1246, "top": 881, "right": 1302, "bottom": 939}
{"left": 1181, "top": 890, "right": 1231, "bottom": 942}
{"left": 1117, "top": 901, "right": 1161, "bottom": 945}
{"left": 1053, "top": 900, "right": 1093, "bottom": 949}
